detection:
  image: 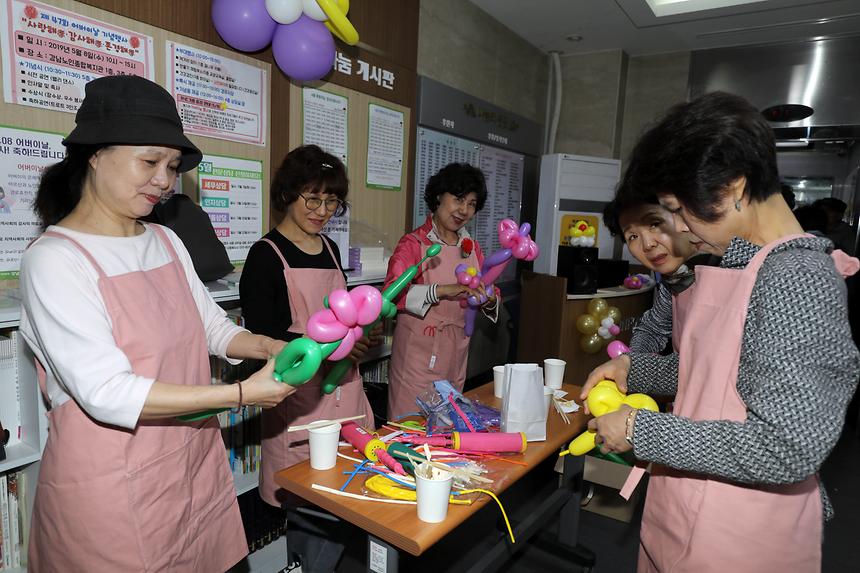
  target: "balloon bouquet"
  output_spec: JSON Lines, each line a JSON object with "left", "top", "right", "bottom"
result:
{"left": 575, "top": 297, "right": 623, "bottom": 354}
{"left": 454, "top": 220, "right": 540, "bottom": 336}
{"left": 211, "top": 0, "right": 358, "bottom": 81}
{"left": 568, "top": 219, "right": 596, "bottom": 247}
{"left": 180, "top": 245, "right": 442, "bottom": 421}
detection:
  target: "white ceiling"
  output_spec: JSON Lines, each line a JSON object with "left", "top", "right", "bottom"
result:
{"left": 467, "top": 0, "right": 860, "bottom": 56}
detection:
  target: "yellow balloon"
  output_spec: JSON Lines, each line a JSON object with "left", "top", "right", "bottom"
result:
{"left": 575, "top": 313, "right": 598, "bottom": 335}
{"left": 466, "top": 267, "right": 477, "bottom": 276}
{"left": 583, "top": 226, "right": 596, "bottom": 237}
{"left": 606, "top": 306, "right": 622, "bottom": 324}
{"left": 580, "top": 333, "right": 603, "bottom": 354}
{"left": 587, "top": 297, "right": 608, "bottom": 318}
{"left": 624, "top": 393, "right": 659, "bottom": 412}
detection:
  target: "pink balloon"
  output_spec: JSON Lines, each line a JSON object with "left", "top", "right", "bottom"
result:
{"left": 607, "top": 340, "right": 630, "bottom": 359}
{"left": 328, "top": 329, "right": 356, "bottom": 361}
{"left": 352, "top": 285, "right": 382, "bottom": 325}
{"left": 512, "top": 240, "right": 530, "bottom": 259}
{"left": 460, "top": 300, "right": 468, "bottom": 308}
{"left": 307, "top": 308, "right": 348, "bottom": 342}
{"left": 609, "top": 324, "right": 621, "bottom": 336}
{"left": 328, "top": 289, "right": 357, "bottom": 326}
{"left": 469, "top": 276, "right": 481, "bottom": 289}
{"left": 457, "top": 272, "right": 471, "bottom": 285}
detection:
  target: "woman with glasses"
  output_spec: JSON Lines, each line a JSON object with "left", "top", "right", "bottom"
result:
{"left": 240, "top": 145, "right": 374, "bottom": 569}
{"left": 385, "top": 163, "right": 497, "bottom": 419}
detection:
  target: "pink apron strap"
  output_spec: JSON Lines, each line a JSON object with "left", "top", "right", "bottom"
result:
{"left": 261, "top": 238, "right": 290, "bottom": 269}
{"left": 146, "top": 223, "right": 181, "bottom": 263}
{"left": 321, "top": 235, "right": 343, "bottom": 273}
{"left": 41, "top": 230, "right": 107, "bottom": 279}
{"left": 831, "top": 249, "right": 860, "bottom": 278}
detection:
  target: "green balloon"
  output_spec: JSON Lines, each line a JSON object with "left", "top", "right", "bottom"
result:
{"left": 426, "top": 244, "right": 442, "bottom": 257}
{"left": 274, "top": 338, "right": 323, "bottom": 385}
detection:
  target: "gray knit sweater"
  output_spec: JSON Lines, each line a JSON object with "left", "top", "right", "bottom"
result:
{"left": 627, "top": 236, "right": 860, "bottom": 519}
{"left": 629, "top": 283, "right": 673, "bottom": 354}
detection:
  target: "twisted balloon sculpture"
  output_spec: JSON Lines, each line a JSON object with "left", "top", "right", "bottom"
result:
{"left": 456, "top": 219, "right": 539, "bottom": 336}
{"left": 178, "top": 244, "right": 441, "bottom": 421}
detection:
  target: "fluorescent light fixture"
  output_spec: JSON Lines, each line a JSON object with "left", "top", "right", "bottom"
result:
{"left": 775, "top": 140, "right": 810, "bottom": 148}
{"left": 645, "top": 0, "right": 767, "bottom": 18}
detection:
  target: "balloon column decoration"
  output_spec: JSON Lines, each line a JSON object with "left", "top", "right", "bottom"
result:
{"left": 561, "top": 379, "right": 659, "bottom": 456}
{"left": 568, "top": 220, "right": 596, "bottom": 247}
{"left": 211, "top": 0, "right": 358, "bottom": 81}
{"left": 575, "top": 297, "right": 622, "bottom": 354}
{"left": 456, "top": 219, "right": 540, "bottom": 336}
{"left": 178, "top": 244, "right": 442, "bottom": 421}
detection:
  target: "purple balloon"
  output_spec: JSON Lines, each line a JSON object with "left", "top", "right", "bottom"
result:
{"left": 211, "top": 0, "right": 277, "bottom": 52}
{"left": 272, "top": 15, "right": 335, "bottom": 81}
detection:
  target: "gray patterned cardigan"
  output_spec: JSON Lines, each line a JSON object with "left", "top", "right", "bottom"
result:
{"left": 627, "top": 236, "right": 860, "bottom": 519}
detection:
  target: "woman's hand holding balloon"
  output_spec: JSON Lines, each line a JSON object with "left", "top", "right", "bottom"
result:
{"left": 437, "top": 283, "right": 485, "bottom": 301}
{"left": 580, "top": 355, "right": 631, "bottom": 413}
{"left": 347, "top": 335, "right": 370, "bottom": 364}
{"left": 241, "top": 359, "right": 297, "bottom": 408}
{"left": 589, "top": 404, "right": 634, "bottom": 454}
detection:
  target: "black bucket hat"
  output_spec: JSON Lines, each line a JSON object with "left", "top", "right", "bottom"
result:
{"left": 63, "top": 75, "right": 202, "bottom": 173}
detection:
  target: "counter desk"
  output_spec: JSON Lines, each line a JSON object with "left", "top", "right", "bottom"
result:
{"left": 517, "top": 271, "right": 656, "bottom": 384}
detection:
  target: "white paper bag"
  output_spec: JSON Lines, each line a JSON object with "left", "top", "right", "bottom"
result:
{"left": 500, "top": 363, "right": 547, "bottom": 441}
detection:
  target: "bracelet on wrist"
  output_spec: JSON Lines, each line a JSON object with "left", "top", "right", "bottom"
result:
{"left": 624, "top": 408, "right": 637, "bottom": 447}
{"left": 232, "top": 381, "right": 244, "bottom": 413}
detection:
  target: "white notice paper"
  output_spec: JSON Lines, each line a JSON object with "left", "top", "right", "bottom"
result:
{"left": 366, "top": 103, "right": 404, "bottom": 190}
{"left": 302, "top": 87, "right": 348, "bottom": 166}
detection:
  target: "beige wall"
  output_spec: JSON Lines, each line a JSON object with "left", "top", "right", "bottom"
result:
{"left": 619, "top": 52, "right": 691, "bottom": 166}
{"left": 417, "top": 0, "right": 547, "bottom": 124}
{"left": 553, "top": 50, "right": 628, "bottom": 158}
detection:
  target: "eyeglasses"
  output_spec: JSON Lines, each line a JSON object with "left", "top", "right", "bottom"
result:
{"left": 300, "top": 194, "right": 345, "bottom": 214}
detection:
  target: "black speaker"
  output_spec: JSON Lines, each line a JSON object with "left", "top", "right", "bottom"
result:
{"left": 557, "top": 246, "right": 598, "bottom": 294}
{"left": 597, "top": 258, "right": 630, "bottom": 288}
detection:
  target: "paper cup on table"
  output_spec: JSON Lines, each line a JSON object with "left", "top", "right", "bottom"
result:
{"left": 308, "top": 421, "right": 342, "bottom": 470}
{"left": 493, "top": 365, "right": 506, "bottom": 398}
{"left": 415, "top": 462, "right": 453, "bottom": 523}
{"left": 544, "top": 358, "right": 566, "bottom": 390}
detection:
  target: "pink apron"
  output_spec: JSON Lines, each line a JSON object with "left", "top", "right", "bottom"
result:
{"left": 258, "top": 237, "right": 374, "bottom": 507}
{"left": 28, "top": 224, "right": 246, "bottom": 572}
{"left": 387, "top": 237, "right": 479, "bottom": 419}
{"left": 638, "top": 235, "right": 825, "bottom": 572}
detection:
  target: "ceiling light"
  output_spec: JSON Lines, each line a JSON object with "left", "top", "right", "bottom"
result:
{"left": 646, "top": 0, "right": 767, "bottom": 18}
{"left": 775, "top": 140, "right": 810, "bottom": 148}
{"left": 566, "top": 35, "right": 583, "bottom": 42}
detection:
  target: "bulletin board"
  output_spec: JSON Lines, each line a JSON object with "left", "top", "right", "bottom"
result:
{"left": 0, "top": 0, "right": 271, "bottom": 278}
{"left": 288, "top": 80, "right": 410, "bottom": 254}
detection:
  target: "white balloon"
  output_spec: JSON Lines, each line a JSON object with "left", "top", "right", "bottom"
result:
{"left": 266, "top": 0, "right": 303, "bottom": 24}
{"left": 601, "top": 317, "right": 614, "bottom": 328}
{"left": 598, "top": 326, "right": 610, "bottom": 338}
{"left": 302, "top": 0, "right": 328, "bottom": 21}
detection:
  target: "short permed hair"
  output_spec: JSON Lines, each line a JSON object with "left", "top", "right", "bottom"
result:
{"left": 423, "top": 163, "right": 487, "bottom": 213}
{"left": 623, "top": 91, "right": 781, "bottom": 223}
{"left": 271, "top": 145, "right": 348, "bottom": 216}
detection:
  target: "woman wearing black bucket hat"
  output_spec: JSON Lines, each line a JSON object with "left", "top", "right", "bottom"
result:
{"left": 18, "top": 75, "right": 295, "bottom": 572}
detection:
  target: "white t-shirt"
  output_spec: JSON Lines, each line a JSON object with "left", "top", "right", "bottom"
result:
{"left": 19, "top": 224, "right": 246, "bottom": 429}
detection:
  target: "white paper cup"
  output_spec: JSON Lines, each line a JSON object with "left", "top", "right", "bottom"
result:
{"left": 493, "top": 365, "right": 506, "bottom": 398}
{"left": 544, "top": 358, "right": 567, "bottom": 390}
{"left": 308, "top": 420, "right": 342, "bottom": 470}
{"left": 415, "top": 462, "right": 453, "bottom": 523}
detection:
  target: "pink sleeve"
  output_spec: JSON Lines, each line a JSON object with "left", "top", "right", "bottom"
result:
{"left": 384, "top": 233, "right": 422, "bottom": 310}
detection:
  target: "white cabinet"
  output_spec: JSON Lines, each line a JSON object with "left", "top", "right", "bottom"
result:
{"left": 535, "top": 153, "right": 622, "bottom": 276}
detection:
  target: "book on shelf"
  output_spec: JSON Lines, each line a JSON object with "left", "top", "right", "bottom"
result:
{"left": 0, "top": 469, "right": 28, "bottom": 570}
{"left": 0, "top": 473, "right": 10, "bottom": 569}
{"left": 0, "top": 333, "right": 21, "bottom": 453}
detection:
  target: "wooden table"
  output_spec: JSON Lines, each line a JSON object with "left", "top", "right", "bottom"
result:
{"left": 274, "top": 381, "right": 590, "bottom": 572}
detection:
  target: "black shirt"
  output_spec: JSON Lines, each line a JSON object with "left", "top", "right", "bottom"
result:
{"left": 240, "top": 229, "right": 343, "bottom": 343}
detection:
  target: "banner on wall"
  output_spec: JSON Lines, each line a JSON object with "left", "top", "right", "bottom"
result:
{"left": 197, "top": 154, "right": 263, "bottom": 264}
{"left": 165, "top": 41, "right": 266, "bottom": 146}
{"left": 0, "top": 125, "right": 64, "bottom": 276}
{"left": 0, "top": 0, "right": 154, "bottom": 113}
